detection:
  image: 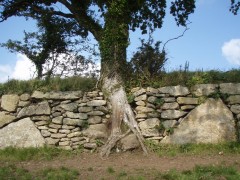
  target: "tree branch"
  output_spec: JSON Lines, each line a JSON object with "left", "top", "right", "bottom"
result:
{"left": 162, "top": 22, "right": 191, "bottom": 51}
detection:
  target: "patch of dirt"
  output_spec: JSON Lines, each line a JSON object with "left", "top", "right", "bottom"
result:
{"left": 6, "top": 152, "right": 240, "bottom": 179}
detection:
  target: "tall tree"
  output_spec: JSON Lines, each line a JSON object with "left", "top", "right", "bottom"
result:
{"left": 0, "top": 0, "right": 196, "bottom": 157}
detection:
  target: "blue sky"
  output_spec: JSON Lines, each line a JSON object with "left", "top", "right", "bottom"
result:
{"left": 0, "top": 0, "right": 240, "bottom": 82}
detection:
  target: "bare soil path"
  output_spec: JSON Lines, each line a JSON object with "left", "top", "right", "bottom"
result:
{"left": 8, "top": 152, "right": 240, "bottom": 179}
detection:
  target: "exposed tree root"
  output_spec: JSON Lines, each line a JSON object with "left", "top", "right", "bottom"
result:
{"left": 100, "top": 77, "right": 148, "bottom": 157}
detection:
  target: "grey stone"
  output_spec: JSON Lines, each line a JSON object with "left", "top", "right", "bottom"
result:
{"left": 88, "top": 116, "right": 102, "bottom": 124}
{"left": 0, "top": 112, "right": 15, "bottom": 128}
{"left": 162, "top": 120, "right": 178, "bottom": 129}
{"left": 52, "top": 116, "right": 63, "bottom": 124}
{"left": 49, "top": 123, "right": 62, "bottom": 129}
{"left": 147, "top": 96, "right": 157, "bottom": 104}
{"left": 120, "top": 134, "right": 140, "bottom": 151}
{"left": 65, "top": 112, "right": 88, "bottom": 119}
{"left": 71, "top": 137, "right": 85, "bottom": 142}
{"left": 162, "top": 97, "right": 175, "bottom": 103}
{"left": 18, "top": 101, "right": 30, "bottom": 107}
{"left": 146, "top": 87, "right": 159, "bottom": 94}
{"left": 32, "top": 116, "right": 50, "bottom": 121}
{"left": 41, "top": 130, "right": 51, "bottom": 137}
{"left": 161, "top": 99, "right": 236, "bottom": 144}
{"left": 133, "top": 88, "right": 146, "bottom": 97}
{"left": 59, "top": 129, "right": 71, "bottom": 134}
{"left": 59, "top": 141, "right": 70, "bottom": 146}
{"left": 95, "top": 106, "right": 108, "bottom": 113}
{"left": 51, "top": 133, "right": 67, "bottom": 139}
{"left": 1, "top": 94, "right": 19, "bottom": 112}
{"left": 47, "top": 91, "right": 83, "bottom": 100}
{"left": 159, "top": 85, "right": 189, "bottom": 96}
{"left": 78, "top": 106, "right": 93, "bottom": 113}
{"left": 161, "top": 102, "right": 179, "bottom": 110}
{"left": 35, "top": 121, "right": 48, "bottom": 126}
{"left": 87, "top": 100, "right": 106, "bottom": 106}
{"left": 67, "top": 132, "right": 82, "bottom": 138}
{"left": 181, "top": 105, "right": 196, "bottom": 111}
{"left": 63, "top": 118, "right": 83, "bottom": 126}
{"left": 48, "top": 128, "right": 58, "bottom": 133}
{"left": 136, "top": 113, "right": 147, "bottom": 119}
{"left": 17, "top": 101, "right": 51, "bottom": 118}
{"left": 177, "top": 97, "right": 199, "bottom": 105}
{"left": 134, "top": 94, "right": 147, "bottom": 101}
{"left": 62, "top": 125, "right": 75, "bottom": 130}
{"left": 139, "top": 118, "right": 160, "bottom": 130}
{"left": 84, "top": 143, "right": 97, "bottom": 149}
{"left": 59, "top": 103, "right": 78, "bottom": 112}
{"left": 191, "top": 84, "right": 218, "bottom": 96}
{"left": 230, "top": 105, "right": 240, "bottom": 114}
{"left": 220, "top": 83, "right": 240, "bottom": 95}
{"left": 141, "top": 128, "right": 160, "bottom": 137}
{"left": 226, "top": 95, "right": 240, "bottom": 105}
{"left": 161, "top": 110, "right": 187, "bottom": 119}
{"left": 136, "top": 106, "right": 154, "bottom": 113}
{"left": 31, "top": 91, "right": 45, "bottom": 99}
{"left": 52, "top": 112, "right": 62, "bottom": 117}
{"left": 136, "top": 101, "right": 146, "bottom": 106}
{"left": 45, "top": 137, "right": 59, "bottom": 145}
{"left": 0, "top": 118, "right": 45, "bottom": 148}
{"left": 82, "top": 124, "right": 108, "bottom": 139}
{"left": 87, "top": 111, "right": 104, "bottom": 116}
{"left": 20, "top": 93, "right": 31, "bottom": 101}
{"left": 147, "top": 112, "right": 160, "bottom": 118}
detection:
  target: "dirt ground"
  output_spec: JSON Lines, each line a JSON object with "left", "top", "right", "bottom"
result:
{"left": 8, "top": 151, "right": 240, "bottom": 179}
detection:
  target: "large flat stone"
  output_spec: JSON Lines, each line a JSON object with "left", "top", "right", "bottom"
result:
{"left": 191, "top": 84, "right": 218, "bottom": 96}
{"left": 17, "top": 101, "right": 51, "bottom": 118}
{"left": 220, "top": 83, "right": 240, "bottom": 95}
{"left": 177, "top": 97, "right": 198, "bottom": 105}
{"left": 1, "top": 94, "right": 19, "bottom": 112}
{"left": 0, "top": 112, "right": 16, "bottom": 128}
{"left": 158, "top": 85, "right": 189, "bottom": 96}
{"left": 161, "top": 110, "right": 187, "bottom": 119}
{"left": 32, "top": 91, "right": 83, "bottom": 100}
{"left": 0, "top": 118, "right": 45, "bottom": 148}
{"left": 82, "top": 124, "right": 108, "bottom": 139}
{"left": 161, "top": 99, "right": 236, "bottom": 144}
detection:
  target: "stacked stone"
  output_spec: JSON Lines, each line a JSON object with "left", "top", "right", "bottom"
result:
{"left": 131, "top": 85, "right": 199, "bottom": 143}
{"left": 220, "top": 83, "right": 240, "bottom": 139}
{"left": 0, "top": 90, "right": 109, "bottom": 150}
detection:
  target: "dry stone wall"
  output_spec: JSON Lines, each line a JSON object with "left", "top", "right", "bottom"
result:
{"left": 0, "top": 83, "right": 240, "bottom": 151}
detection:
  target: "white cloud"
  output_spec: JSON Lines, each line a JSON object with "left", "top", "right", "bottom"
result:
{"left": 11, "top": 54, "right": 36, "bottom": 80}
{"left": 0, "top": 65, "right": 12, "bottom": 83}
{"left": 0, "top": 54, "right": 36, "bottom": 83}
{"left": 222, "top": 39, "right": 240, "bottom": 65}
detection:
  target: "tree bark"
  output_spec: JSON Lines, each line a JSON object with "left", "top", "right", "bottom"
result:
{"left": 99, "top": 72, "right": 148, "bottom": 157}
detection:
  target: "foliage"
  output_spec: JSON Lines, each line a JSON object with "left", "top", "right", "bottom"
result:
{"left": 128, "top": 39, "right": 167, "bottom": 80}
{"left": 0, "top": 76, "right": 96, "bottom": 95}
{"left": 107, "top": 167, "right": 115, "bottom": 174}
{"left": 125, "top": 68, "right": 240, "bottom": 91}
{"left": 0, "top": 0, "right": 196, "bottom": 84}
{"left": 230, "top": 0, "right": 240, "bottom": 15}
{"left": 1, "top": 14, "right": 99, "bottom": 79}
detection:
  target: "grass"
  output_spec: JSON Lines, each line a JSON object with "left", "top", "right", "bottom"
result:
{"left": 155, "top": 165, "right": 240, "bottom": 180}
{"left": 0, "top": 146, "right": 83, "bottom": 162}
{"left": 145, "top": 141, "right": 240, "bottom": 157}
{"left": 0, "top": 164, "right": 79, "bottom": 180}
{"left": 107, "top": 166, "right": 115, "bottom": 174}
{"left": 1, "top": 69, "right": 240, "bottom": 95}
{"left": 0, "top": 76, "right": 96, "bottom": 95}
{"left": 1, "top": 164, "right": 239, "bottom": 180}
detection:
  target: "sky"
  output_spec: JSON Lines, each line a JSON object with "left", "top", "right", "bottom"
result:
{"left": 0, "top": 0, "right": 240, "bottom": 83}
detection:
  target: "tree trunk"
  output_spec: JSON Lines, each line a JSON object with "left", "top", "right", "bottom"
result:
{"left": 97, "top": 2, "right": 148, "bottom": 157}
{"left": 99, "top": 72, "right": 148, "bottom": 157}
